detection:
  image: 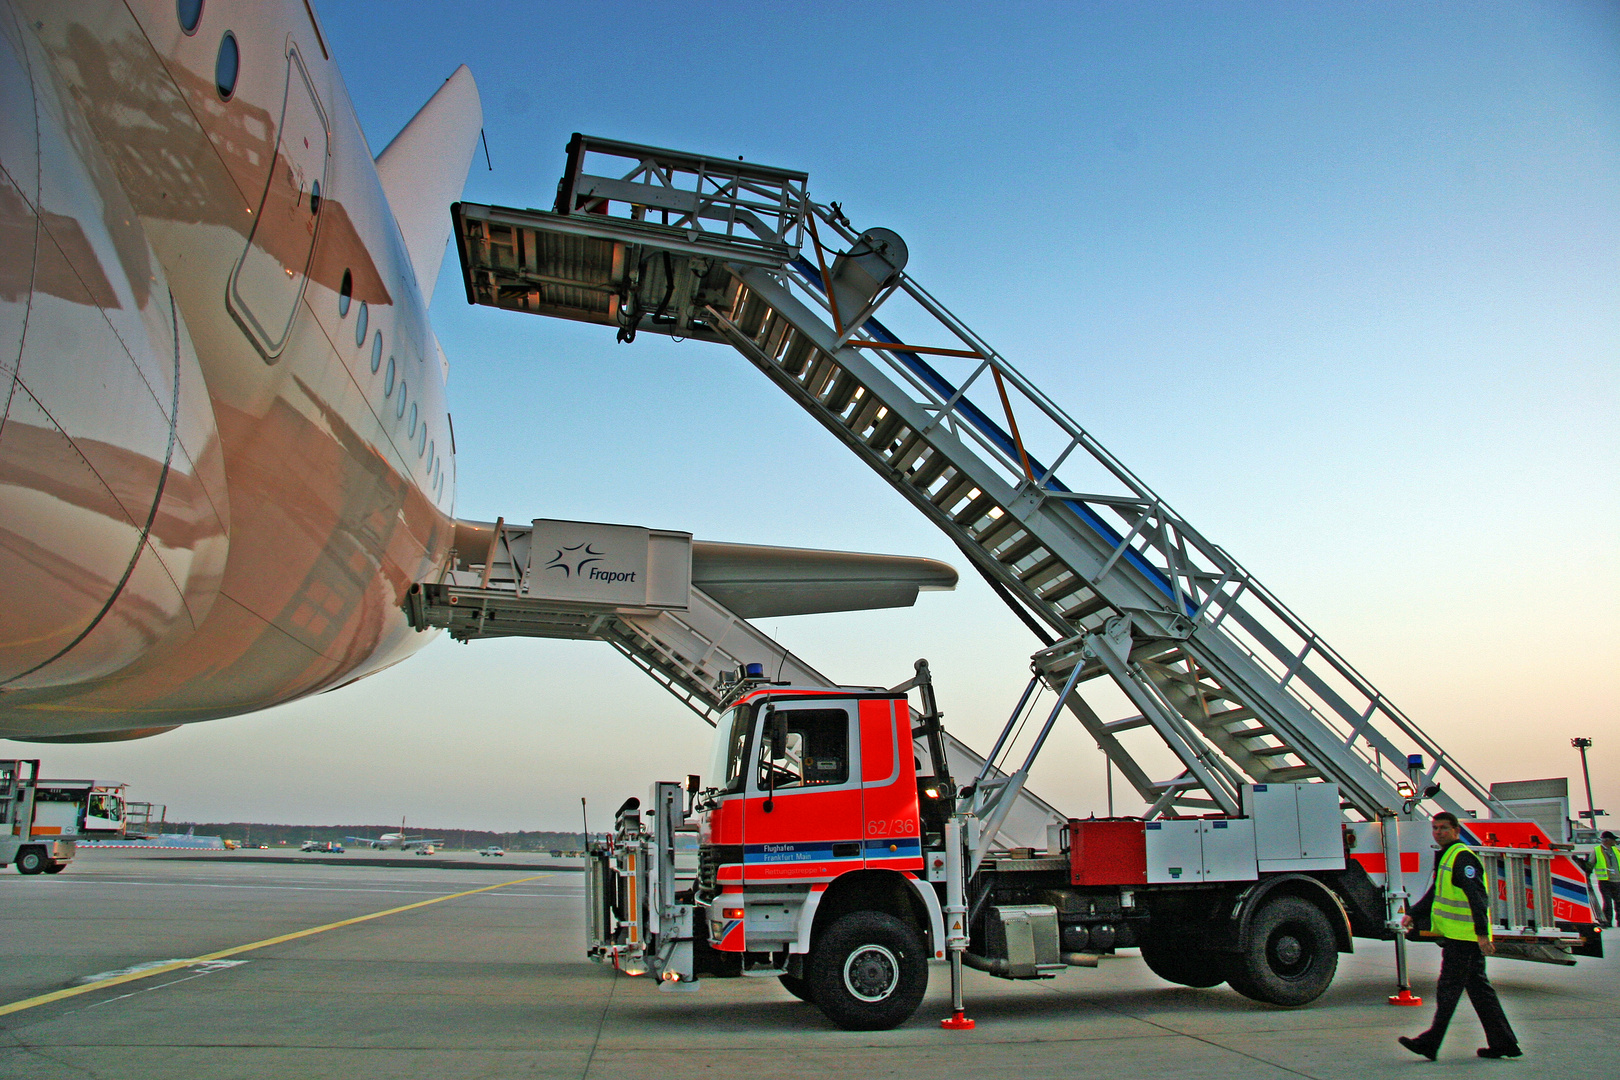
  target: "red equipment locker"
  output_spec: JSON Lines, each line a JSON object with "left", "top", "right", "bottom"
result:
{"left": 1069, "top": 819, "right": 1147, "bottom": 885}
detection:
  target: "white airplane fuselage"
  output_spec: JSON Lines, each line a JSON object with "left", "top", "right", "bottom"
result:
{"left": 0, "top": 1, "right": 463, "bottom": 739}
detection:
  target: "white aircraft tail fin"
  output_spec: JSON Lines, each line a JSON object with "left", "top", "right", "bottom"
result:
{"left": 375, "top": 65, "right": 483, "bottom": 305}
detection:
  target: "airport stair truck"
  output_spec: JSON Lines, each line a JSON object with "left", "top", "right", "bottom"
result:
{"left": 1, "top": 760, "right": 127, "bottom": 873}
{"left": 429, "top": 135, "right": 1598, "bottom": 1028}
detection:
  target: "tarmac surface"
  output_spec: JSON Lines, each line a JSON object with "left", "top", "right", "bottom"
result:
{"left": 1, "top": 849, "right": 1615, "bottom": 1079}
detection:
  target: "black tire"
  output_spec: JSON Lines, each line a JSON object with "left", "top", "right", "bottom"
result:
{"left": 15, "top": 847, "right": 45, "bottom": 875}
{"left": 778, "top": 972, "right": 815, "bottom": 1003}
{"left": 1223, "top": 896, "right": 1338, "bottom": 1007}
{"left": 1138, "top": 932, "right": 1227, "bottom": 988}
{"left": 807, "top": 911, "right": 928, "bottom": 1031}
{"left": 43, "top": 861, "right": 65, "bottom": 874}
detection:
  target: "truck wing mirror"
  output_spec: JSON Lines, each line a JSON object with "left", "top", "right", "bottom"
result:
{"left": 769, "top": 713, "right": 787, "bottom": 761}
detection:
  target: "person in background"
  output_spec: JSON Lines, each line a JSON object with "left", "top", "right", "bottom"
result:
{"left": 1398, "top": 811, "right": 1521, "bottom": 1061}
{"left": 1593, "top": 831, "right": 1619, "bottom": 928}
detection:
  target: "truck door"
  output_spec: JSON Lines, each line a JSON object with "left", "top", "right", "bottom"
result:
{"left": 85, "top": 791, "right": 123, "bottom": 833}
{"left": 743, "top": 700, "right": 863, "bottom": 884}
{"left": 858, "top": 698, "right": 922, "bottom": 870}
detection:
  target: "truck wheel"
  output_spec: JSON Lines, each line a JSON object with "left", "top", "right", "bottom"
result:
{"left": 1138, "top": 933, "right": 1226, "bottom": 988}
{"left": 778, "top": 973, "right": 815, "bottom": 1003}
{"left": 1224, "top": 896, "right": 1337, "bottom": 1007}
{"left": 808, "top": 911, "right": 927, "bottom": 1030}
{"left": 15, "top": 847, "right": 45, "bottom": 875}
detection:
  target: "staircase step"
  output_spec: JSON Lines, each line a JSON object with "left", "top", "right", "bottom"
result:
{"left": 909, "top": 448, "right": 952, "bottom": 491}
{"left": 975, "top": 513, "right": 1023, "bottom": 551}
{"left": 953, "top": 492, "right": 998, "bottom": 528}
{"left": 1019, "top": 555, "right": 1068, "bottom": 591}
{"left": 1059, "top": 594, "right": 1110, "bottom": 623}
{"left": 1038, "top": 573, "right": 1088, "bottom": 605}
{"left": 993, "top": 532, "right": 1043, "bottom": 567}
{"left": 929, "top": 472, "right": 975, "bottom": 511}
{"left": 847, "top": 392, "right": 886, "bottom": 437}
{"left": 824, "top": 370, "right": 861, "bottom": 414}
{"left": 779, "top": 333, "right": 815, "bottom": 377}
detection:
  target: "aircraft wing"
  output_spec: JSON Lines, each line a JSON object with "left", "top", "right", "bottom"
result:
{"left": 690, "top": 540, "right": 957, "bottom": 618}
{"left": 343, "top": 836, "right": 384, "bottom": 848}
{"left": 453, "top": 521, "right": 957, "bottom": 620}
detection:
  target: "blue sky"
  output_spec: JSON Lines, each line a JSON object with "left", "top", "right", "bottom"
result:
{"left": 40, "top": 2, "right": 1620, "bottom": 831}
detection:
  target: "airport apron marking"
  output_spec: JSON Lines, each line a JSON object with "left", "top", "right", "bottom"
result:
{"left": 0, "top": 874, "right": 549, "bottom": 1017}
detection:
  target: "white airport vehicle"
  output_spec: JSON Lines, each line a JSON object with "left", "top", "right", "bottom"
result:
{"left": 419, "top": 137, "right": 1600, "bottom": 1028}
{"left": 478, "top": 846, "right": 505, "bottom": 857}
{"left": 1, "top": 760, "right": 126, "bottom": 874}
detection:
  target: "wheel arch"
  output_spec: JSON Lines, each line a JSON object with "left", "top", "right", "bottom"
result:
{"left": 1235, "top": 874, "right": 1354, "bottom": 954}
{"left": 811, "top": 869, "right": 935, "bottom": 952}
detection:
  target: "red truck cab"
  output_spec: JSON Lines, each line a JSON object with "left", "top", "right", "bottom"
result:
{"left": 694, "top": 685, "right": 942, "bottom": 1028}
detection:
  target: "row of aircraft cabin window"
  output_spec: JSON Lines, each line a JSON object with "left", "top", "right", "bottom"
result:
{"left": 337, "top": 270, "right": 448, "bottom": 503}
{"left": 177, "top": 0, "right": 241, "bottom": 103}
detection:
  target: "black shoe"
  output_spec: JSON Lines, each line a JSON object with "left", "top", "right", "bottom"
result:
{"left": 1477, "top": 1047, "right": 1522, "bottom": 1059}
{"left": 1399, "top": 1036, "right": 1438, "bottom": 1061}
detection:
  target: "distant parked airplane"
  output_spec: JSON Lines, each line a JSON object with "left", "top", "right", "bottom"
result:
{"left": 345, "top": 818, "right": 442, "bottom": 851}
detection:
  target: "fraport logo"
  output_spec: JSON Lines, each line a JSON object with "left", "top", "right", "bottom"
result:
{"left": 543, "top": 542, "right": 637, "bottom": 583}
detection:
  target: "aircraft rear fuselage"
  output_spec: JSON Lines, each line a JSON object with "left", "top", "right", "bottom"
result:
{"left": 0, "top": 0, "right": 459, "bottom": 738}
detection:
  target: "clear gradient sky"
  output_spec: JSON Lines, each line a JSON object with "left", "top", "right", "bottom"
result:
{"left": 24, "top": 1, "right": 1620, "bottom": 833}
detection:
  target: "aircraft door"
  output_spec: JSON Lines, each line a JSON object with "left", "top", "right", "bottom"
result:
{"left": 227, "top": 39, "right": 328, "bottom": 360}
{"left": 743, "top": 701, "right": 862, "bottom": 885}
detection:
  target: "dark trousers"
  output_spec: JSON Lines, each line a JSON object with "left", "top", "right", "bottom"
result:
{"left": 1415, "top": 939, "right": 1517, "bottom": 1052}
{"left": 1599, "top": 881, "right": 1620, "bottom": 926}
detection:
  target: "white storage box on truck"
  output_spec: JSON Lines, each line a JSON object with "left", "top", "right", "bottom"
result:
{"left": 1, "top": 760, "right": 127, "bottom": 874}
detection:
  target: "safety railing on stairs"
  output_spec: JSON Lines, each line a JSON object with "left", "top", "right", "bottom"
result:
{"left": 449, "top": 134, "right": 1507, "bottom": 825}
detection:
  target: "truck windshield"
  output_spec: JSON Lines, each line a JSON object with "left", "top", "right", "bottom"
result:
{"left": 712, "top": 705, "right": 753, "bottom": 795}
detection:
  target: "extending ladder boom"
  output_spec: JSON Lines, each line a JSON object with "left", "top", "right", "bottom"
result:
{"left": 450, "top": 134, "right": 1505, "bottom": 823}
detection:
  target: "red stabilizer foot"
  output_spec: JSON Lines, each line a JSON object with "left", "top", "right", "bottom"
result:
{"left": 1388, "top": 989, "right": 1424, "bottom": 1006}
{"left": 941, "top": 1011, "right": 976, "bottom": 1030}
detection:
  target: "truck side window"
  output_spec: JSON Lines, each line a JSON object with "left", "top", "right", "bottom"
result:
{"left": 718, "top": 706, "right": 753, "bottom": 795}
{"left": 759, "top": 709, "right": 849, "bottom": 789}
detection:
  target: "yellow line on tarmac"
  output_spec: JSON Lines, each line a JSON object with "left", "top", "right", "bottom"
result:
{"left": 0, "top": 874, "right": 549, "bottom": 1017}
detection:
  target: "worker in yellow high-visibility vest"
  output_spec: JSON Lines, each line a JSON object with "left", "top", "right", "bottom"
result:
{"left": 1398, "top": 811, "right": 1521, "bottom": 1061}
{"left": 1593, "top": 831, "right": 1619, "bottom": 928}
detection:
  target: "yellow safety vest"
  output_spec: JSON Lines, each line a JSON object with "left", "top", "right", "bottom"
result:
{"left": 1431, "top": 841, "right": 1490, "bottom": 942}
{"left": 1596, "top": 845, "right": 1618, "bottom": 882}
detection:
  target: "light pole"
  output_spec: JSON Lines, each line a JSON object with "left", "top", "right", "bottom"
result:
{"left": 1572, "top": 738, "right": 1604, "bottom": 831}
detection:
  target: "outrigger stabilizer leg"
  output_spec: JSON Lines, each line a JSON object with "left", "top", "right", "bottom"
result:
{"left": 1380, "top": 809, "right": 1423, "bottom": 1006}
{"left": 940, "top": 817, "right": 975, "bottom": 1030}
